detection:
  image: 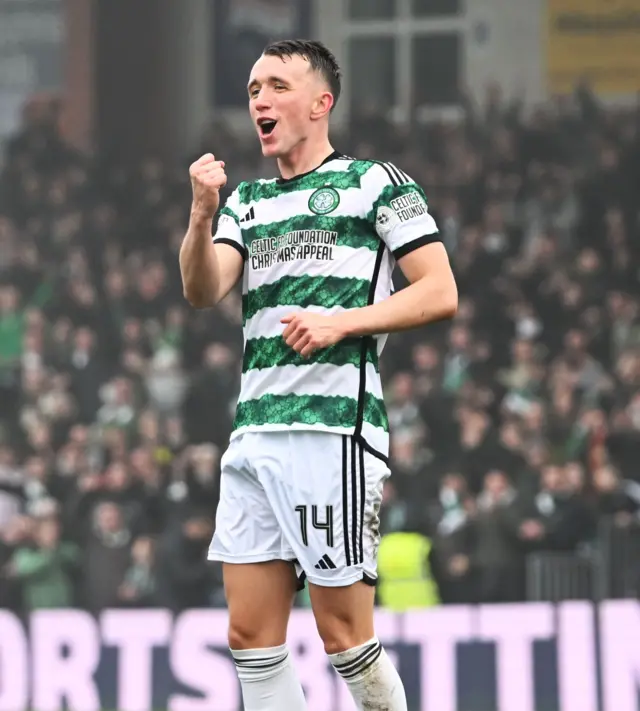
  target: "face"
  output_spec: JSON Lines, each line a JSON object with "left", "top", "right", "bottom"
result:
{"left": 565, "top": 463, "right": 584, "bottom": 492}
{"left": 105, "top": 462, "right": 129, "bottom": 490}
{"left": 36, "top": 518, "right": 60, "bottom": 548}
{"left": 132, "top": 537, "right": 153, "bottom": 563}
{"left": 594, "top": 466, "right": 617, "bottom": 493}
{"left": 248, "top": 53, "right": 332, "bottom": 158}
{"left": 542, "top": 466, "right": 564, "bottom": 492}
{"left": 449, "top": 326, "right": 469, "bottom": 351}
{"left": 500, "top": 423, "right": 521, "bottom": 449}
{"left": 391, "top": 373, "right": 413, "bottom": 402}
{"left": 442, "top": 474, "right": 465, "bottom": 493}
{"left": 97, "top": 503, "right": 122, "bottom": 533}
{"left": 485, "top": 471, "right": 508, "bottom": 496}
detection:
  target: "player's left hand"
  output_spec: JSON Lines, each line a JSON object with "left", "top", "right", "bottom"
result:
{"left": 281, "top": 312, "right": 346, "bottom": 358}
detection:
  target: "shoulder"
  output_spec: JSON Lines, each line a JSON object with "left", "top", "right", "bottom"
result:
{"left": 361, "top": 159, "right": 415, "bottom": 188}
{"left": 324, "top": 155, "right": 415, "bottom": 192}
{"left": 340, "top": 156, "right": 415, "bottom": 190}
{"left": 328, "top": 155, "right": 381, "bottom": 177}
{"left": 226, "top": 178, "right": 277, "bottom": 205}
{"left": 348, "top": 158, "right": 419, "bottom": 206}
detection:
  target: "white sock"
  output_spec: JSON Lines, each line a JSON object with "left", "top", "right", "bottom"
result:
{"left": 231, "top": 644, "right": 307, "bottom": 710}
{"left": 329, "top": 637, "right": 407, "bottom": 711}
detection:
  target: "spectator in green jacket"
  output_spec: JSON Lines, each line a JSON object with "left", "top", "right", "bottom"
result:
{"left": 9, "top": 513, "right": 79, "bottom": 610}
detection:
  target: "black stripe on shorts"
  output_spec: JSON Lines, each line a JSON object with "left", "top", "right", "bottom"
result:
{"left": 342, "top": 436, "right": 351, "bottom": 567}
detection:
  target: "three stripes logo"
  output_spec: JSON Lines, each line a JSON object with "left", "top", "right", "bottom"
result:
{"left": 239, "top": 206, "right": 255, "bottom": 223}
{"left": 376, "top": 161, "right": 411, "bottom": 187}
{"left": 314, "top": 554, "right": 337, "bottom": 570}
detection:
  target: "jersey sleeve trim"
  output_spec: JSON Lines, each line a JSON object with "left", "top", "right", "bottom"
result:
{"left": 392, "top": 233, "right": 442, "bottom": 260}
{"left": 214, "top": 237, "right": 247, "bottom": 260}
{"left": 373, "top": 161, "right": 411, "bottom": 187}
{"left": 218, "top": 205, "right": 240, "bottom": 223}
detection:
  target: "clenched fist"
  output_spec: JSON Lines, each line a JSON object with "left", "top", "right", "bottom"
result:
{"left": 189, "top": 153, "right": 227, "bottom": 217}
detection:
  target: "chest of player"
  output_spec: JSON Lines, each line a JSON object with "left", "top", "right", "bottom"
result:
{"left": 239, "top": 187, "right": 377, "bottom": 274}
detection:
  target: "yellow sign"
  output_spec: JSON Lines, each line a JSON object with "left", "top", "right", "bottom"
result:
{"left": 546, "top": 0, "right": 640, "bottom": 95}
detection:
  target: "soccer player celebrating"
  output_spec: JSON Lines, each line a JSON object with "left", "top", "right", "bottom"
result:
{"left": 180, "top": 39, "right": 457, "bottom": 711}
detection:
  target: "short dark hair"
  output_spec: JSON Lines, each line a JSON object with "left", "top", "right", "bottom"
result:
{"left": 262, "top": 39, "right": 342, "bottom": 110}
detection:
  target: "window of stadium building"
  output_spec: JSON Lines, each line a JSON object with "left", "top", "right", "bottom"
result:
{"left": 412, "top": 34, "right": 460, "bottom": 105}
{"left": 348, "top": 0, "right": 396, "bottom": 20}
{"left": 412, "top": 0, "right": 461, "bottom": 17}
{"left": 349, "top": 37, "right": 396, "bottom": 111}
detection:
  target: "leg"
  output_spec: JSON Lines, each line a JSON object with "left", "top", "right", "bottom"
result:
{"left": 208, "top": 437, "right": 307, "bottom": 710}
{"left": 267, "top": 433, "right": 407, "bottom": 710}
{"left": 308, "top": 579, "right": 375, "bottom": 655}
{"left": 224, "top": 560, "right": 297, "bottom": 650}
{"left": 310, "top": 581, "right": 407, "bottom": 711}
{"left": 224, "top": 562, "right": 307, "bottom": 711}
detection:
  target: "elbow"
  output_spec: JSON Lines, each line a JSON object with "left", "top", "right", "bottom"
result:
{"left": 182, "top": 286, "right": 217, "bottom": 310}
{"left": 438, "top": 280, "right": 458, "bottom": 320}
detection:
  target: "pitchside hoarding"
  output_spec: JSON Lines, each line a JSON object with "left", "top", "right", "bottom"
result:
{"left": 0, "top": 601, "right": 638, "bottom": 711}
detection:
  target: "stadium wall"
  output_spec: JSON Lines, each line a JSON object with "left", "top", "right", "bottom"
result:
{"left": 314, "top": 0, "right": 545, "bottom": 127}
{"left": 465, "top": 0, "right": 545, "bottom": 106}
{"left": 1, "top": 601, "right": 639, "bottom": 711}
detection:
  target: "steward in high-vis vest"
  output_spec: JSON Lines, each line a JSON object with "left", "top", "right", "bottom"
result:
{"left": 377, "top": 531, "right": 440, "bottom": 611}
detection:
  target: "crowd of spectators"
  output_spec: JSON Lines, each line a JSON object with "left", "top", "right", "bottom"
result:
{"left": 0, "top": 84, "right": 638, "bottom": 613}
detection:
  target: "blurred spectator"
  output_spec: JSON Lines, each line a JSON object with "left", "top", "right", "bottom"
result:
{"left": 471, "top": 470, "right": 522, "bottom": 603}
{"left": 429, "top": 473, "right": 475, "bottom": 604}
{"left": 7, "top": 513, "right": 79, "bottom": 610}
{"left": 0, "top": 446, "right": 24, "bottom": 531}
{"left": 592, "top": 464, "right": 640, "bottom": 526}
{"left": 118, "top": 536, "right": 157, "bottom": 606}
{"left": 0, "top": 83, "right": 638, "bottom": 610}
{"left": 157, "top": 513, "right": 216, "bottom": 612}
{"left": 83, "top": 502, "right": 132, "bottom": 613}
{"left": 517, "top": 464, "right": 594, "bottom": 553}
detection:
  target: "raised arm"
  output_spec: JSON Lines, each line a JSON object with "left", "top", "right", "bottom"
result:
{"left": 180, "top": 154, "right": 244, "bottom": 309}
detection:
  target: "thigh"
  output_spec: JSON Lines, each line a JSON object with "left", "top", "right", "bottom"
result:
{"left": 308, "top": 580, "right": 376, "bottom": 653}
{"left": 208, "top": 435, "right": 286, "bottom": 564}
{"left": 224, "top": 560, "right": 298, "bottom": 649}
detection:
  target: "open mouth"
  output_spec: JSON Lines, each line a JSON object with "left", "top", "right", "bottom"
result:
{"left": 258, "top": 118, "right": 278, "bottom": 136}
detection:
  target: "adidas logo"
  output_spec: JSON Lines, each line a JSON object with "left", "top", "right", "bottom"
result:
{"left": 314, "top": 554, "right": 337, "bottom": 570}
{"left": 239, "top": 207, "right": 255, "bottom": 223}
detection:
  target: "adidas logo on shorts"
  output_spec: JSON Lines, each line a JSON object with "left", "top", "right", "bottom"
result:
{"left": 314, "top": 554, "right": 337, "bottom": 570}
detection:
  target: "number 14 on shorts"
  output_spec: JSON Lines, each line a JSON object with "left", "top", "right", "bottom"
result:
{"left": 295, "top": 505, "right": 334, "bottom": 547}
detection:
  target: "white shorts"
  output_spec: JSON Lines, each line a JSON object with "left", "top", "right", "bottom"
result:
{"left": 208, "top": 431, "right": 390, "bottom": 587}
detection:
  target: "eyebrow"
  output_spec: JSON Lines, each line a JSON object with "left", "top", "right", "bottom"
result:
{"left": 247, "top": 76, "right": 289, "bottom": 92}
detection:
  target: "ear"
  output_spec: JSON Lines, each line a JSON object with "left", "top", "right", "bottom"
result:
{"left": 310, "top": 91, "right": 334, "bottom": 120}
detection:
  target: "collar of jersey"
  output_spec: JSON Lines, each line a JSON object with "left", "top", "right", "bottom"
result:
{"left": 276, "top": 150, "right": 343, "bottom": 185}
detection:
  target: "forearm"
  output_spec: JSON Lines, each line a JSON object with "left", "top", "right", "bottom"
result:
{"left": 179, "top": 208, "right": 220, "bottom": 308}
{"left": 336, "top": 275, "right": 457, "bottom": 338}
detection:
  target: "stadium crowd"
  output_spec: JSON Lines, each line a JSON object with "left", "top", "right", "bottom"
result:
{"left": 0, "top": 84, "right": 639, "bottom": 614}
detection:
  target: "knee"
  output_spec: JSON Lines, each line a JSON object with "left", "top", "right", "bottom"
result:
{"left": 228, "top": 616, "right": 286, "bottom": 651}
{"left": 228, "top": 618, "right": 265, "bottom": 650}
{"left": 322, "top": 635, "right": 356, "bottom": 656}
{"left": 316, "top": 615, "right": 368, "bottom": 655}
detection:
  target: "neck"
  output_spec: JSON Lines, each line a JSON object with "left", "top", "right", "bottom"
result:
{"left": 277, "top": 136, "right": 334, "bottom": 179}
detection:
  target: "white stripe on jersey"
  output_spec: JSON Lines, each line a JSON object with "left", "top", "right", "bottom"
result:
{"left": 248, "top": 245, "right": 379, "bottom": 289}
{"left": 244, "top": 304, "right": 350, "bottom": 340}
{"left": 242, "top": 186, "right": 365, "bottom": 228}
{"left": 238, "top": 362, "right": 383, "bottom": 403}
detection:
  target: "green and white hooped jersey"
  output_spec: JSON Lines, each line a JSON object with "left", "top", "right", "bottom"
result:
{"left": 214, "top": 152, "right": 440, "bottom": 459}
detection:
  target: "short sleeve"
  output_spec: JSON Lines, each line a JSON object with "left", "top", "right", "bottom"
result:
{"left": 363, "top": 162, "right": 440, "bottom": 260}
{"left": 213, "top": 188, "right": 246, "bottom": 259}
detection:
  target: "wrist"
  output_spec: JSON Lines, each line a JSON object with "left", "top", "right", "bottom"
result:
{"left": 333, "top": 310, "right": 359, "bottom": 339}
{"left": 190, "top": 203, "right": 216, "bottom": 224}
